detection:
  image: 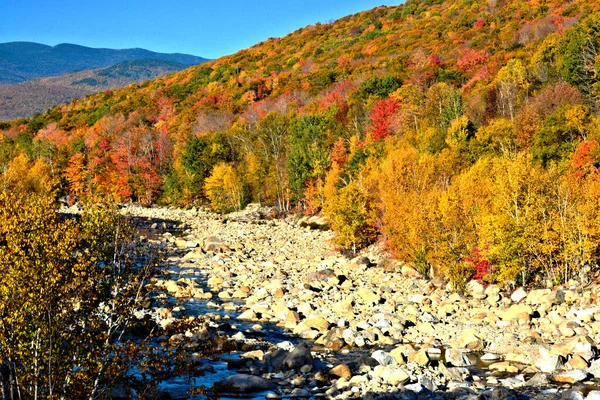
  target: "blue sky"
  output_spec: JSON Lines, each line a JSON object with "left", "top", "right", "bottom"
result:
{"left": 0, "top": 1, "right": 396, "bottom": 59}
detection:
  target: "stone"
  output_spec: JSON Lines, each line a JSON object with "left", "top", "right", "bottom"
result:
{"left": 283, "top": 343, "right": 313, "bottom": 372}
{"left": 488, "top": 361, "right": 519, "bottom": 373}
{"left": 357, "top": 288, "right": 381, "bottom": 305}
{"left": 536, "top": 348, "right": 564, "bottom": 373}
{"left": 330, "top": 364, "right": 352, "bottom": 380}
{"left": 467, "top": 280, "right": 485, "bottom": 297}
{"left": 587, "top": 391, "right": 600, "bottom": 400}
{"left": 372, "top": 350, "right": 396, "bottom": 366}
{"left": 213, "top": 374, "right": 272, "bottom": 393}
{"left": 372, "top": 365, "right": 410, "bottom": 386}
{"left": 552, "top": 369, "right": 589, "bottom": 384}
{"left": 526, "top": 289, "right": 551, "bottom": 305}
{"left": 588, "top": 359, "right": 600, "bottom": 378}
{"left": 501, "top": 304, "right": 533, "bottom": 321}
{"left": 480, "top": 353, "right": 502, "bottom": 362}
{"left": 511, "top": 287, "right": 527, "bottom": 303}
{"left": 332, "top": 299, "right": 354, "bottom": 316}
{"left": 567, "top": 354, "right": 590, "bottom": 370}
{"left": 445, "top": 349, "right": 472, "bottom": 367}
{"left": 453, "top": 329, "right": 485, "bottom": 351}
{"left": 525, "top": 373, "right": 550, "bottom": 387}
{"left": 238, "top": 309, "right": 256, "bottom": 321}
{"left": 304, "top": 316, "right": 330, "bottom": 332}
{"left": 204, "top": 236, "right": 229, "bottom": 252}
{"left": 408, "top": 349, "right": 430, "bottom": 366}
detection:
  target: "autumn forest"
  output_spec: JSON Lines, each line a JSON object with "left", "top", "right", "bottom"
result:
{"left": 3, "top": 0, "right": 600, "bottom": 290}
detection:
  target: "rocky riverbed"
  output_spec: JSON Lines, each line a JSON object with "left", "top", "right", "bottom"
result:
{"left": 110, "top": 203, "right": 600, "bottom": 399}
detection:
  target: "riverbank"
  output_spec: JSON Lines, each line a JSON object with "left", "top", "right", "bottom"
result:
{"left": 113, "top": 203, "right": 600, "bottom": 399}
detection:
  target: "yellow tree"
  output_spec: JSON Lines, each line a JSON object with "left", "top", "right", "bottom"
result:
{"left": 204, "top": 163, "right": 246, "bottom": 213}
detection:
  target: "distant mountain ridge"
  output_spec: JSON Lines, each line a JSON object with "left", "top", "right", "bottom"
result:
{"left": 0, "top": 41, "right": 208, "bottom": 84}
{"left": 0, "top": 58, "right": 197, "bottom": 121}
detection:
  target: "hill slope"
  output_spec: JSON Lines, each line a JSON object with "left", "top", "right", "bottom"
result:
{"left": 0, "top": 42, "right": 208, "bottom": 84}
{"left": 2, "top": 0, "right": 600, "bottom": 286}
{"left": 0, "top": 59, "right": 192, "bottom": 120}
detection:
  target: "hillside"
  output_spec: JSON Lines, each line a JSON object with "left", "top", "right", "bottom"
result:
{"left": 3, "top": 0, "right": 600, "bottom": 288}
{"left": 0, "top": 41, "right": 208, "bottom": 84}
{"left": 0, "top": 59, "right": 192, "bottom": 120}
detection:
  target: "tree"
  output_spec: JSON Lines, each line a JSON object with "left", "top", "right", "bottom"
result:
{"left": 367, "top": 97, "right": 399, "bottom": 140}
{"left": 495, "top": 59, "right": 529, "bottom": 121}
{"left": 64, "top": 152, "right": 88, "bottom": 199}
{"left": 204, "top": 163, "right": 246, "bottom": 213}
{"left": 0, "top": 190, "right": 162, "bottom": 399}
{"left": 323, "top": 181, "right": 377, "bottom": 253}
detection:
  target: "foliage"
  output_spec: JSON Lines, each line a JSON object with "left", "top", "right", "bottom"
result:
{"left": 0, "top": 188, "right": 163, "bottom": 398}
{"left": 204, "top": 163, "right": 247, "bottom": 213}
{"left": 4, "top": 0, "right": 600, "bottom": 290}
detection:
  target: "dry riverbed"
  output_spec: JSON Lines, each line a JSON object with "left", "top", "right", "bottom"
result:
{"left": 106, "top": 203, "right": 600, "bottom": 399}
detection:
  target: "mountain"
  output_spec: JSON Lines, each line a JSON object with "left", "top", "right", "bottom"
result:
{"left": 0, "top": 42, "right": 208, "bottom": 84}
{"left": 0, "top": 59, "right": 192, "bottom": 120}
{"left": 2, "top": 0, "right": 600, "bottom": 286}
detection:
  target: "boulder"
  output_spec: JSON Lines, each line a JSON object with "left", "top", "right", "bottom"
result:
{"left": 552, "top": 369, "right": 589, "bottom": 384}
{"left": 372, "top": 350, "right": 396, "bottom": 366}
{"left": 212, "top": 374, "right": 272, "bottom": 393}
{"left": 283, "top": 343, "right": 314, "bottom": 372}
{"left": 372, "top": 365, "right": 410, "bottom": 386}
{"left": 445, "top": 348, "right": 472, "bottom": 367}
{"left": 330, "top": 364, "right": 352, "bottom": 380}
{"left": 453, "top": 329, "right": 485, "bottom": 351}
{"left": 501, "top": 304, "right": 533, "bottom": 321}
{"left": 304, "top": 316, "right": 330, "bottom": 333}
{"left": 511, "top": 287, "right": 527, "bottom": 303}
{"left": 204, "top": 236, "right": 229, "bottom": 252}
{"left": 357, "top": 288, "right": 381, "bottom": 305}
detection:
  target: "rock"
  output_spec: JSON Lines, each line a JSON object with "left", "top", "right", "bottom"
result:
{"left": 289, "top": 388, "right": 310, "bottom": 397}
{"left": 372, "top": 365, "right": 410, "bottom": 386}
{"left": 588, "top": 359, "right": 600, "bottom": 378}
{"left": 372, "top": 350, "right": 396, "bottom": 366}
{"left": 330, "top": 364, "right": 352, "bottom": 380}
{"left": 501, "top": 304, "right": 533, "bottom": 321}
{"left": 357, "top": 288, "right": 380, "bottom": 305}
{"left": 511, "top": 288, "right": 527, "bottom": 303}
{"left": 567, "top": 354, "right": 590, "bottom": 370}
{"left": 332, "top": 299, "right": 354, "bottom": 316}
{"left": 488, "top": 361, "right": 519, "bottom": 373}
{"left": 526, "top": 289, "right": 552, "bottom": 305}
{"left": 238, "top": 309, "right": 256, "bottom": 321}
{"left": 283, "top": 343, "right": 313, "bottom": 372}
{"left": 304, "top": 269, "right": 335, "bottom": 283}
{"left": 212, "top": 374, "right": 272, "bottom": 393}
{"left": 408, "top": 349, "right": 430, "bottom": 366}
{"left": 453, "top": 329, "right": 485, "bottom": 351}
{"left": 549, "top": 289, "right": 566, "bottom": 305}
{"left": 445, "top": 349, "right": 472, "bottom": 367}
{"left": 525, "top": 373, "right": 550, "bottom": 387}
{"left": 552, "top": 369, "right": 589, "bottom": 384}
{"left": 587, "top": 391, "right": 600, "bottom": 400}
{"left": 242, "top": 350, "right": 265, "bottom": 360}
{"left": 304, "top": 316, "right": 330, "bottom": 332}
{"left": 467, "top": 280, "right": 485, "bottom": 297}
{"left": 480, "top": 353, "right": 502, "bottom": 362}
{"left": 536, "top": 348, "right": 564, "bottom": 373}
{"left": 204, "top": 236, "right": 229, "bottom": 252}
